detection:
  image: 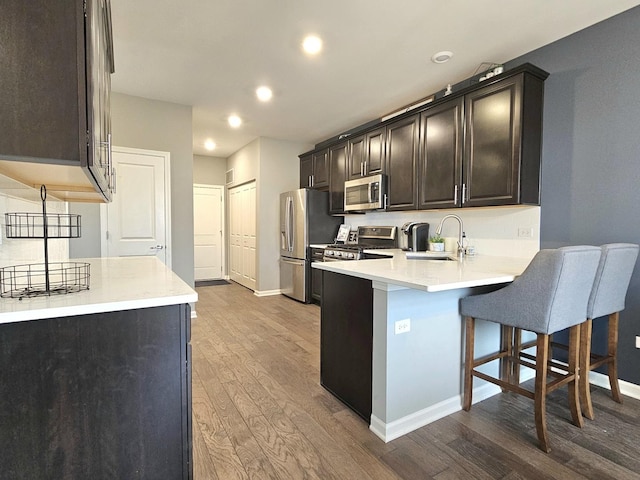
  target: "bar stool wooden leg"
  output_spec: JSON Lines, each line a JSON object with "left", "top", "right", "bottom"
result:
{"left": 608, "top": 312, "right": 622, "bottom": 403}
{"left": 579, "top": 319, "right": 595, "bottom": 420}
{"left": 567, "top": 325, "right": 583, "bottom": 428}
{"left": 501, "top": 325, "right": 514, "bottom": 390}
{"left": 463, "top": 316, "right": 475, "bottom": 411}
{"left": 534, "top": 333, "right": 550, "bottom": 453}
{"left": 513, "top": 328, "right": 522, "bottom": 385}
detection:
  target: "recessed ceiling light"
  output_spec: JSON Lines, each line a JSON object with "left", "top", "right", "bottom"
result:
{"left": 431, "top": 51, "right": 453, "bottom": 64}
{"left": 204, "top": 139, "right": 216, "bottom": 151}
{"left": 228, "top": 115, "right": 242, "bottom": 128}
{"left": 302, "top": 35, "right": 322, "bottom": 55}
{"left": 256, "top": 86, "right": 273, "bottom": 102}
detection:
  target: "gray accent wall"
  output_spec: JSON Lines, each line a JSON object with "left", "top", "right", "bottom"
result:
{"left": 506, "top": 6, "right": 640, "bottom": 385}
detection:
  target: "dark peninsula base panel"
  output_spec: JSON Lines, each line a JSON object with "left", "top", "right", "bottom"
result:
{"left": 0, "top": 304, "right": 192, "bottom": 480}
{"left": 320, "top": 271, "right": 373, "bottom": 422}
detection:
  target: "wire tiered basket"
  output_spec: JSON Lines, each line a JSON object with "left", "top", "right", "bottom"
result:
{"left": 1, "top": 186, "right": 90, "bottom": 299}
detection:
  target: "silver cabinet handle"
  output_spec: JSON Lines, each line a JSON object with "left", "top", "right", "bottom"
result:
{"left": 364, "top": 160, "right": 367, "bottom": 176}
{"left": 454, "top": 184, "right": 459, "bottom": 205}
{"left": 107, "top": 132, "right": 112, "bottom": 185}
{"left": 360, "top": 162, "right": 364, "bottom": 177}
{"left": 150, "top": 245, "right": 164, "bottom": 250}
{"left": 383, "top": 193, "right": 388, "bottom": 209}
{"left": 461, "top": 183, "right": 467, "bottom": 204}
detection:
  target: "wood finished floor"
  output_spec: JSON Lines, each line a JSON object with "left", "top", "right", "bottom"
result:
{"left": 192, "top": 282, "right": 640, "bottom": 480}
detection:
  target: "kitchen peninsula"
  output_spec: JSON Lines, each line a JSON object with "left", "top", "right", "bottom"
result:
{"left": 314, "top": 251, "right": 533, "bottom": 442}
{"left": 0, "top": 256, "right": 197, "bottom": 479}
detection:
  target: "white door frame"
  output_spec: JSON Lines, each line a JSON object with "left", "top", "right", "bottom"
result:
{"left": 193, "top": 183, "right": 226, "bottom": 280}
{"left": 99, "top": 146, "right": 172, "bottom": 268}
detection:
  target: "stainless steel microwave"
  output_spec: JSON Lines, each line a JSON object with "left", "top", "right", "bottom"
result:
{"left": 344, "top": 174, "right": 387, "bottom": 211}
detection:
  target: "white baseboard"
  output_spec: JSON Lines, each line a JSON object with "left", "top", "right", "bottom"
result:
{"left": 253, "top": 289, "right": 281, "bottom": 297}
{"left": 589, "top": 370, "right": 640, "bottom": 400}
{"left": 369, "top": 370, "right": 535, "bottom": 443}
{"left": 368, "top": 368, "right": 639, "bottom": 443}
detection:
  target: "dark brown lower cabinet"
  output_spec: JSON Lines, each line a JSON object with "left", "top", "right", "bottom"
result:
{"left": 0, "top": 304, "right": 192, "bottom": 479}
{"left": 320, "top": 271, "right": 373, "bottom": 422}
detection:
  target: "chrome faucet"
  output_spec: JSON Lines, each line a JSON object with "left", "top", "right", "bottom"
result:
{"left": 435, "top": 214, "right": 465, "bottom": 258}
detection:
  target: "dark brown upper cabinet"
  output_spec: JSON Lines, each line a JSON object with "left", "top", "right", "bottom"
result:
{"left": 299, "top": 149, "right": 329, "bottom": 189}
{"left": 418, "top": 69, "right": 545, "bottom": 209}
{"left": 463, "top": 73, "right": 543, "bottom": 207}
{"left": 0, "top": 0, "right": 115, "bottom": 202}
{"left": 328, "top": 142, "right": 348, "bottom": 214}
{"left": 418, "top": 97, "right": 464, "bottom": 209}
{"left": 385, "top": 114, "right": 419, "bottom": 210}
{"left": 347, "top": 126, "right": 385, "bottom": 179}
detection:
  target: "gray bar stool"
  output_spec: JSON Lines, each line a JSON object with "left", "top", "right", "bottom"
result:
{"left": 580, "top": 243, "right": 639, "bottom": 420}
{"left": 460, "top": 246, "right": 601, "bottom": 453}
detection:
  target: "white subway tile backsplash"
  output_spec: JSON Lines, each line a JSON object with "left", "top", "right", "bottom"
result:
{"left": 0, "top": 193, "right": 69, "bottom": 267}
{"left": 345, "top": 205, "right": 540, "bottom": 258}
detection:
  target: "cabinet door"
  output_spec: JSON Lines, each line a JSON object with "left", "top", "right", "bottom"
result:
{"left": 328, "top": 142, "right": 347, "bottom": 213}
{"left": 385, "top": 115, "right": 419, "bottom": 210}
{"left": 347, "top": 134, "right": 365, "bottom": 179}
{"left": 0, "top": 1, "right": 83, "bottom": 163}
{"left": 418, "top": 98, "right": 464, "bottom": 209}
{"left": 86, "top": 0, "right": 114, "bottom": 199}
{"left": 365, "top": 127, "right": 385, "bottom": 174}
{"left": 0, "top": 304, "right": 192, "bottom": 479}
{"left": 463, "top": 75, "right": 522, "bottom": 206}
{"left": 299, "top": 153, "right": 313, "bottom": 188}
{"left": 312, "top": 149, "right": 329, "bottom": 188}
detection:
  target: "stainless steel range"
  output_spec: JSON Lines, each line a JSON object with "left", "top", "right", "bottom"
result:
{"left": 323, "top": 226, "right": 397, "bottom": 261}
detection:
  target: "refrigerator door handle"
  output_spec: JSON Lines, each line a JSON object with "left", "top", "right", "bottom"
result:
{"left": 287, "top": 196, "right": 294, "bottom": 252}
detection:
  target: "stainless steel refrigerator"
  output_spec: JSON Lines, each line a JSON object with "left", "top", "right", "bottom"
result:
{"left": 280, "top": 189, "right": 343, "bottom": 303}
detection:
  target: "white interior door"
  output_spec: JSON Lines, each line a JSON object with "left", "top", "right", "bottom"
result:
{"left": 228, "top": 181, "right": 256, "bottom": 290}
{"left": 193, "top": 184, "right": 224, "bottom": 281}
{"left": 101, "top": 147, "right": 171, "bottom": 266}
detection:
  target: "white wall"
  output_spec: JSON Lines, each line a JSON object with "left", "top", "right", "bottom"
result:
{"left": 225, "top": 137, "right": 312, "bottom": 293}
{"left": 346, "top": 205, "right": 540, "bottom": 258}
{"left": 110, "top": 93, "right": 195, "bottom": 287}
{"left": 257, "top": 138, "right": 312, "bottom": 292}
{"left": 193, "top": 154, "right": 227, "bottom": 185}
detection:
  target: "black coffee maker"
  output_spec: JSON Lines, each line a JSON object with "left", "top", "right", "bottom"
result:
{"left": 399, "top": 222, "right": 430, "bottom": 251}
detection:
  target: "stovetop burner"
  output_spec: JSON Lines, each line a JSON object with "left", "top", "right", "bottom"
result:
{"left": 324, "top": 226, "right": 397, "bottom": 261}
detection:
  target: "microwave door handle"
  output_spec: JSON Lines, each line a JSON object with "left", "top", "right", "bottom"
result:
{"left": 368, "top": 183, "right": 373, "bottom": 204}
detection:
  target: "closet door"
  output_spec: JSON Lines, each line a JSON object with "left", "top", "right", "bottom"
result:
{"left": 228, "top": 181, "right": 256, "bottom": 290}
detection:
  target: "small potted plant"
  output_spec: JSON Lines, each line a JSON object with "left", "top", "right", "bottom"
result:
{"left": 429, "top": 234, "right": 445, "bottom": 252}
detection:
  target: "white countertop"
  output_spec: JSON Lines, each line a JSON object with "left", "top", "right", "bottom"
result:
{"left": 0, "top": 257, "right": 198, "bottom": 324}
{"left": 313, "top": 249, "right": 533, "bottom": 292}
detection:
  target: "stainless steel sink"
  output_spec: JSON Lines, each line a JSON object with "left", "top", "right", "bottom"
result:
{"left": 405, "top": 252, "right": 455, "bottom": 261}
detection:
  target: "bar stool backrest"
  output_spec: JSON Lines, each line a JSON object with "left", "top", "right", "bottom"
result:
{"left": 461, "top": 246, "right": 601, "bottom": 334}
{"left": 588, "top": 243, "right": 639, "bottom": 319}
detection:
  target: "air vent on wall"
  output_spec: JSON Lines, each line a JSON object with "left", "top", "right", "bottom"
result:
{"left": 225, "top": 169, "right": 234, "bottom": 185}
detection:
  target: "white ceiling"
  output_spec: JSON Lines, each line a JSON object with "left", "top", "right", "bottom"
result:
{"left": 110, "top": 1, "right": 640, "bottom": 158}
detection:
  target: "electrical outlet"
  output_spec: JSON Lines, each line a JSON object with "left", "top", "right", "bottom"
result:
{"left": 394, "top": 319, "right": 411, "bottom": 335}
{"left": 636, "top": 336, "right": 640, "bottom": 349}
{"left": 517, "top": 227, "right": 534, "bottom": 238}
